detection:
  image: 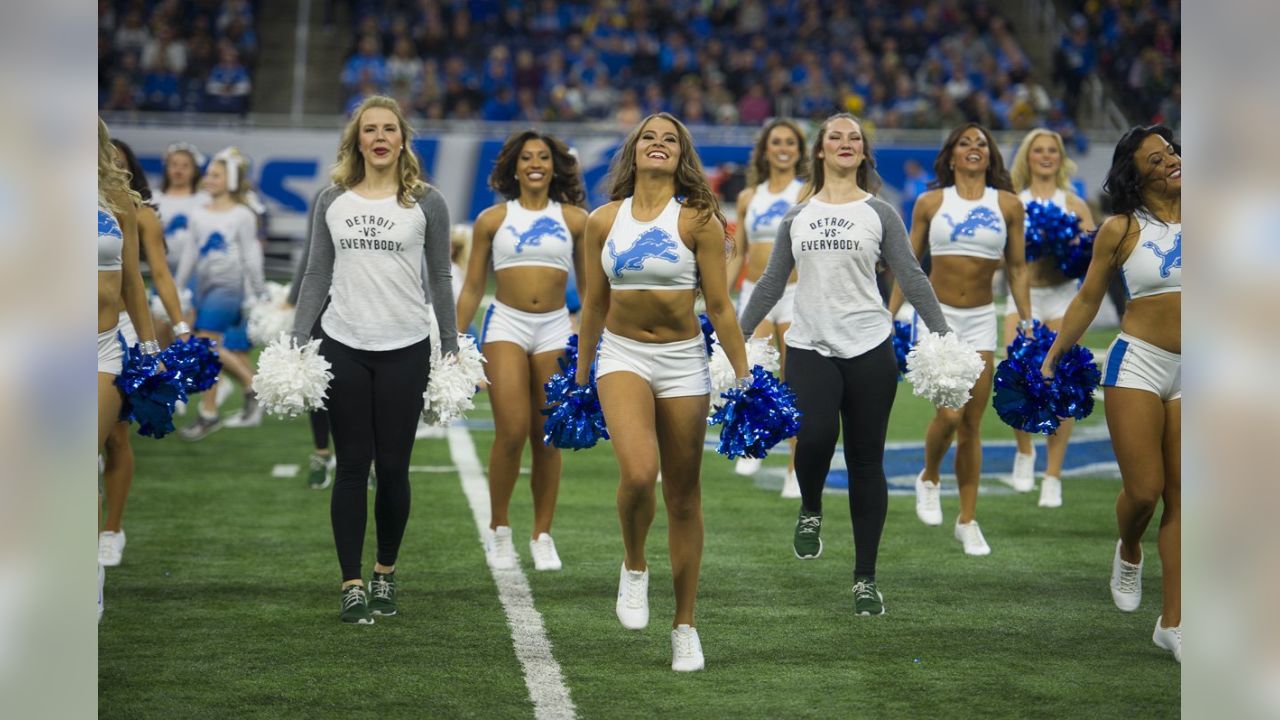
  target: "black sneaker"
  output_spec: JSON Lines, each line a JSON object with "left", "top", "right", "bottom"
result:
{"left": 307, "top": 452, "right": 334, "bottom": 490}
{"left": 793, "top": 508, "right": 823, "bottom": 559}
{"left": 368, "top": 571, "right": 397, "bottom": 616}
{"left": 339, "top": 584, "right": 374, "bottom": 624}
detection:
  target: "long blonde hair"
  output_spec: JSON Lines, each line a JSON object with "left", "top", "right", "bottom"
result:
{"left": 606, "top": 112, "right": 726, "bottom": 230}
{"left": 1010, "top": 128, "right": 1077, "bottom": 192}
{"left": 331, "top": 95, "right": 428, "bottom": 207}
{"left": 98, "top": 117, "right": 140, "bottom": 214}
{"left": 210, "top": 147, "right": 254, "bottom": 206}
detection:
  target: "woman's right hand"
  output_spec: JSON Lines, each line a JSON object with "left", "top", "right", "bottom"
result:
{"left": 1040, "top": 353, "right": 1058, "bottom": 380}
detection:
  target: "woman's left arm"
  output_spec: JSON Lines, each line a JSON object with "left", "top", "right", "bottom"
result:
{"left": 565, "top": 205, "right": 589, "bottom": 302}
{"left": 1000, "top": 191, "right": 1032, "bottom": 325}
{"left": 116, "top": 198, "right": 158, "bottom": 347}
{"left": 419, "top": 189, "right": 459, "bottom": 355}
{"left": 692, "top": 211, "right": 748, "bottom": 380}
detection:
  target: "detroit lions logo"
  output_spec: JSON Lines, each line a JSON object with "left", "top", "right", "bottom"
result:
{"left": 750, "top": 200, "right": 791, "bottom": 233}
{"left": 199, "top": 231, "right": 228, "bottom": 257}
{"left": 943, "top": 206, "right": 1003, "bottom": 242}
{"left": 508, "top": 215, "right": 569, "bottom": 253}
{"left": 1143, "top": 231, "right": 1181, "bottom": 278}
{"left": 164, "top": 214, "right": 189, "bottom": 236}
{"left": 608, "top": 227, "right": 680, "bottom": 278}
{"left": 98, "top": 208, "right": 122, "bottom": 240}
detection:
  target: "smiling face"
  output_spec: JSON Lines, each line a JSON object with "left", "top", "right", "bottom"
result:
{"left": 515, "top": 138, "right": 552, "bottom": 193}
{"left": 203, "top": 160, "right": 228, "bottom": 197}
{"left": 818, "top": 116, "right": 865, "bottom": 173}
{"left": 951, "top": 126, "right": 990, "bottom": 174}
{"left": 765, "top": 125, "right": 801, "bottom": 174}
{"left": 1136, "top": 132, "right": 1181, "bottom": 193}
{"left": 357, "top": 106, "right": 403, "bottom": 172}
{"left": 1027, "top": 133, "right": 1061, "bottom": 180}
{"left": 634, "top": 116, "right": 681, "bottom": 174}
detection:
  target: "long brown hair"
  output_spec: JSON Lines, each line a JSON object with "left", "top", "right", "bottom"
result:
{"left": 799, "top": 113, "right": 882, "bottom": 202}
{"left": 488, "top": 130, "right": 586, "bottom": 207}
{"left": 330, "top": 95, "right": 429, "bottom": 207}
{"left": 98, "top": 117, "right": 141, "bottom": 214}
{"left": 745, "top": 118, "right": 809, "bottom": 187}
{"left": 931, "top": 122, "right": 1013, "bottom": 192}
{"left": 606, "top": 113, "right": 726, "bottom": 230}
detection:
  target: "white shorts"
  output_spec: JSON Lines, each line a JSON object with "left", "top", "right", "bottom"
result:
{"left": 117, "top": 311, "right": 139, "bottom": 347}
{"left": 1007, "top": 281, "right": 1078, "bottom": 322}
{"left": 1102, "top": 332, "right": 1181, "bottom": 401}
{"left": 98, "top": 327, "right": 124, "bottom": 376}
{"left": 596, "top": 329, "right": 711, "bottom": 399}
{"left": 923, "top": 303, "right": 997, "bottom": 353}
{"left": 479, "top": 300, "right": 574, "bottom": 356}
{"left": 738, "top": 279, "right": 796, "bottom": 327}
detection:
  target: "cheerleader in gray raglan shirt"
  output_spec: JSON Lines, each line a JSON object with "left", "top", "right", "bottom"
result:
{"left": 290, "top": 97, "right": 458, "bottom": 625}
{"left": 739, "top": 114, "right": 951, "bottom": 618}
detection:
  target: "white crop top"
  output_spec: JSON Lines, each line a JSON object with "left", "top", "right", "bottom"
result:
{"left": 98, "top": 206, "right": 123, "bottom": 271}
{"left": 929, "top": 186, "right": 1007, "bottom": 260}
{"left": 745, "top": 179, "right": 804, "bottom": 244}
{"left": 491, "top": 199, "right": 574, "bottom": 274}
{"left": 1121, "top": 215, "right": 1181, "bottom": 300}
{"left": 602, "top": 197, "right": 698, "bottom": 290}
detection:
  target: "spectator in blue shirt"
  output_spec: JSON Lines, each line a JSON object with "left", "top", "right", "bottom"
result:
{"left": 204, "top": 43, "right": 251, "bottom": 114}
{"left": 341, "top": 34, "right": 387, "bottom": 93}
{"left": 1053, "top": 15, "right": 1096, "bottom": 121}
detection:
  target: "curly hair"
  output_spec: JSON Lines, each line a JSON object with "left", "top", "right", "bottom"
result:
{"left": 931, "top": 122, "right": 1013, "bottom": 192}
{"left": 98, "top": 117, "right": 141, "bottom": 214}
{"left": 488, "top": 130, "right": 586, "bottom": 207}
{"left": 1102, "top": 125, "right": 1180, "bottom": 219}
{"left": 799, "top": 113, "right": 882, "bottom": 202}
{"left": 1010, "top": 128, "right": 1077, "bottom": 192}
{"left": 331, "top": 95, "right": 429, "bottom": 207}
{"left": 745, "top": 118, "right": 809, "bottom": 188}
{"left": 606, "top": 113, "right": 726, "bottom": 230}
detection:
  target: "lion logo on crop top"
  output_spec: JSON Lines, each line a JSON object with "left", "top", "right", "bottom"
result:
{"left": 1143, "top": 231, "right": 1181, "bottom": 278}
{"left": 942, "top": 206, "right": 1003, "bottom": 243}
{"left": 608, "top": 227, "right": 681, "bottom": 278}
{"left": 750, "top": 199, "right": 791, "bottom": 234}
{"left": 508, "top": 215, "right": 569, "bottom": 253}
{"left": 98, "top": 208, "right": 122, "bottom": 240}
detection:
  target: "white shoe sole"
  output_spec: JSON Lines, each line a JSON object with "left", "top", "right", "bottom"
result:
{"left": 793, "top": 538, "right": 822, "bottom": 560}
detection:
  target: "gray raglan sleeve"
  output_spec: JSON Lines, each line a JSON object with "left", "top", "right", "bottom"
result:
{"left": 418, "top": 189, "right": 458, "bottom": 355}
{"left": 870, "top": 198, "right": 950, "bottom": 335}
{"left": 739, "top": 203, "right": 803, "bottom": 336}
{"left": 286, "top": 190, "right": 323, "bottom": 306}
{"left": 290, "top": 185, "right": 341, "bottom": 344}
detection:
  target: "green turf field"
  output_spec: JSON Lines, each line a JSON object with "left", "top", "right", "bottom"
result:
{"left": 98, "top": 326, "right": 1178, "bottom": 719}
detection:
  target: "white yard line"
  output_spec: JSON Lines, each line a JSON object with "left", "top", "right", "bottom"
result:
{"left": 446, "top": 425, "right": 576, "bottom": 720}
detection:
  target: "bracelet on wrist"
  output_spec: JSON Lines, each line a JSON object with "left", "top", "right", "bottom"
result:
{"left": 172, "top": 321, "right": 192, "bottom": 336}
{"left": 140, "top": 340, "right": 162, "bottom": 356}
{"left": 1018, "top": 319, "right": 1035, "bottom": 331}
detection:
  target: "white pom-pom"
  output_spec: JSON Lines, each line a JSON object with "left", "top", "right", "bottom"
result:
{"left": 247, "top": 282, "right": 295, "bottom": 347}
{"left": 709, "top": 336, "right": 778, "bottom": 399}
{"left": 905, "top": 332, "right": 985, "bottom": 409}
{"left": 421, "top": 335, "right": 488, "bottom": 426}
{"left": 251, "top": 334, "right": 333, "bottom": 418}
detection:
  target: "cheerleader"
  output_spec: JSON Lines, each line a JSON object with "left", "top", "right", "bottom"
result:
{"left": 290, "top": 96, "right": 457, "bottom": 624}
{"left": 1003, "top": 129, "right": 1096, "bottom": 507}
{"left": 740, "top": 113, "right": 950, "bottom": 616}
{"left": 574, "top": 113, "right": 749, "bottom": 671}
{"left": 99, "top": 139, "right": 191, "bottom": 567}
{"left": 725, "top": 118, "right": 808, "bottom": 496}
{"left": 153, "top": 142, "right": 208, "bottom": 341}
{"left": 889, "top": 123, "right": 1032, "bottom": 555}
{"left": 96, "top": 117, "right": 161, "bottom": 621}
{"left": 1042, "top": 126, "right": 1181, "bottom": 662}
{"left": 174, "top": 149, "right": 267, "bottom": 440}
{"left": 454, "top": 131, "right": 588, "bottom": 572}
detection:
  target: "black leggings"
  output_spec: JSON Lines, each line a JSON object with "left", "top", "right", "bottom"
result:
{"left": 786, "top": 336, "right": 898, "bottom": 579}
{"left": 321, "top": 331, "right": 431, "bottom": 582}
{"left": 308, "top": 315, "right": 330, "bottom": 451}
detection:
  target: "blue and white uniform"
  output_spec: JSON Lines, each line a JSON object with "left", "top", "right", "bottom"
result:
{"left": 1009, "top": 188, "right": 1078, "bottom": 322}
{"left": 921, "top": 186, "right": 1007, "bottom": 352}
{"left": 1103, "top": 215, "right": 1181, "bottom": 400}
{"left": 596, "top": 197, "right": 709, "bottom": 398}
{"left": 738, "top": 179, "right": 803, "bottom": 327}
{"left": 98, "top": 206, "right": 126, "bottom": 375}
{"left": 478, "top": 200, "right": 576, "bottom": 355}
{"left": 175, "top": 203, "right": 266, "bottom": 335}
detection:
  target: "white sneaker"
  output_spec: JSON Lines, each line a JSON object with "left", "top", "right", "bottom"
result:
{"left": 1010, "top": 450, "right": 1036, "bottom": 492}
{"left": 734, "top": 457, "right": 763, "bottom": 476}
{"left": 529, "top": 533, "right": 562, "bottom": 571}
{"left": 780, "top": 469, "right": 801, "bottom": 499}
{"left": 954, "top": 520, "right": 991, "bottom": 556}
{"left": 915, "top": 472, "right": 943, "bottom": 526}
{"left": 671, "top": 624, "right": 705, "bottom": 672}
{"left": 615, "top": 563, "right": 649, "bottom": 630}
{"left": 1110, "top": 539, "right": 1142, "bottom": 611}
{"left": 485, "top": 526, "right": 518, "bottom": 570}
{"left": 98, "top": 561, "right": 105, "bottom": 624}
{"left": 1038, "top": 476, "right": 1062, "bottom": 508}
{"left": 1152, "top": 616, "right": 1181, "bottom": 663}
{"left": 98, "top": 530, "right": 126, "bottom": 567}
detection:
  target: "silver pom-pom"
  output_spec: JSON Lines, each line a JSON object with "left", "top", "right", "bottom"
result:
{"left": 905, "top": 332, "right": 985, "bottom": 409}
{"left": 251, "top": 334, "right": 333, "bottom": 417}
{"left": 247, "top": 282, "right": 295, "bottom": 347}
{"left": 708, "top": 336, "right": 779, "bottom": 404}
{"left": 421, "top": 335, "right": 488, "bottom": 426}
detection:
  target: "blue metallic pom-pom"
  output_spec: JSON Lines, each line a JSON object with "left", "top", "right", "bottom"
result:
{"left": 1053, "top": 229, "right": 1095, "bottom": 279}
{"left": 116, "top": 344, "right": 187, "bottom": 439}
{"left": 708, "top": 365, "right": 802, "bottom": 460}
{"left": 541, "top": 380, "right": 610, "bottom": 450}
{"left": 158, "top": 336, "right": 222, "bottom": 393}
{"left": 992, "top": 321, "right": 1101, "bottom": 433}
{"left": 698, "top": 313, "right": 716, "bottom": 357}
{"left": 892, "top": 320, "right": 914, "bottom": 380}
{"left": 1025, "top": 200, "right": 1084, "bottom": 268}
{"left": 1052, "top": 344, "right": 1101, "bottom": 420}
